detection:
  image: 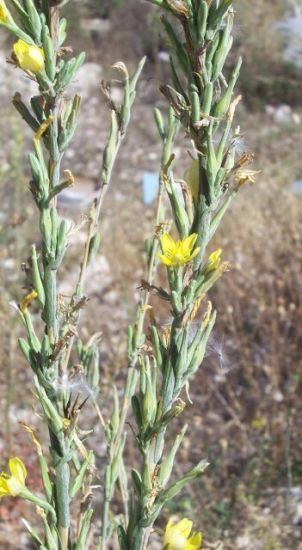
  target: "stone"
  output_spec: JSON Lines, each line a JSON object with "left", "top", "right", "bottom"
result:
{"left": 266, "top": 104, "right": 295, "bottom": 125}
{"left": 69, "top": 62, "right": 103, "bottom": 98}
{"left": 84, "top": 18, "right": 112, "bottom": 35}
{"left": 293, "top": 503, "right": 302, "bottom": 526}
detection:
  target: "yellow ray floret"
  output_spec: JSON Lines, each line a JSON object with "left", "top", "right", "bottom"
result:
{"left": 163, "top": 517, "right": 202, "bottom": 549}
{"left": 13, "top": 39, "right": 45, "bottom": 74}
{"left": 0, "top": 457, "right": 27, "bottom": 498}
{"left": 158, "top": 233, "right": 200, "bottom": 267}
{"left": 0, "top": 1, "right": 8, "bottom": 23}
{"left": 205, "top": 248, "right": 222, "bottom": 273}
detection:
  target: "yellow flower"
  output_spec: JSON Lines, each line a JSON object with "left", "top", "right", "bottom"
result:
{"left": 158, "top": 233, "right": 200, "bottom": 267}
{"left": 203, "top": 249, "right": 222, "bottom": 274}
{"left": 0, "top": 457, "right": 27, "bottom": 497}
{"left": 0, "top": 1, "right": 8, "bottom": 23}
{"left": 13, "top": 39, "right": 45, "bottom": 74}
{"left": 163, "top": 518, "right": 202, "bottom": 550}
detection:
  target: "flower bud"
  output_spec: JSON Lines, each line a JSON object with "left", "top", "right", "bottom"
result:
{"left": 13, "top": 39, "right": 44, "bottom": 74}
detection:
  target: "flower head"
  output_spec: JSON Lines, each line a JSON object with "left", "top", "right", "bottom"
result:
{"left": 0, "top": 1, "right": 8, "bottom": 23}
{"left": 158, "top": 233, "right": 200, "bottom": 267}
{"left": 13, "top": 39, "right": 44, "bottom": 74}
{"left": 203, "top": 249, "right": 222, "bottom": 274}
{"left": 163, "top": 517, "right": 202, "bottom": 550}
{"left": 0, "top": 457, "right": 27, "bottom": 498}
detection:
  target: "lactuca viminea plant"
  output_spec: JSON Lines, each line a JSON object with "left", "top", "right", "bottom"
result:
{"left": 1, "top": 0, "right": 144, "bottom": 548}
{"left": 110, "top": 1, "right": 257, "bottom": 548}
{"left": 0, "top": 0, "right": 257, "bottom": 548}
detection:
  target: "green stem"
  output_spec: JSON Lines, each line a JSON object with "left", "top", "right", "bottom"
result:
{"left": 43, "top": 265, "right": 58, "bottom": 343}
{"left": 54, "top": 458, "right": 70, "bottom": 549}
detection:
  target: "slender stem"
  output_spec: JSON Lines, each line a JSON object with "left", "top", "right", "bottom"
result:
{"left": 100, "top": 174, "right": 165, "bottom": 550}
{"left": 60, "top": 130, "right": 123, "bottom": 376}
{"left": 55, "top": 459, "right": 70, "bottom": 548}
{"left": 43, "top": 265, "right": 58, "bottom": 343}
{"left": 101, "top": 487, "right": 110, "bottom": 549}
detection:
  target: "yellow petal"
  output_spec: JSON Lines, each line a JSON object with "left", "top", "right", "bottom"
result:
{"left": 0, "top": 477, "right": 9, "bottom": 497}
{"left": 165, "top": 518, "right": 174, "bottom": 535}
{"left": 209, "top": 248, "right": 222, "bottom": 264}
{"left": 157, "top": 253, "right": 173, "bottom": 266}
{"left": 188, "top": 246, "right": 200, "bottom": 261}
{"left": 187, "top": 531, "right": 202, "bottom": 549}
{"left": 160, "top": 233, "right": 177, "bottom": 258}
{"left": 13, "top": 39, "right": 44, "bottom": 74}
{"left": 175, "top": 518, "right": 193, "bottom": 538}
{"left": 0, "top": 2, "right": 7, "bottom": 23}
{"left": 8, "top": 457, "right": 27, "bottom": 486}
{"left": 182, "top": 233, "right": 198, "bottom": 253}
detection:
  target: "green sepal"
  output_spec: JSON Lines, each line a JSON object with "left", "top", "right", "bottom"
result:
{"left": 31, "top": 244, "right": 45, "bottom": 308}
{"left": 155, "top": 459, "right": 209, "bottom": 509}
{"left": 75, "top": 509, "right": 93, "bottom": 550}
{"left": 209, "top": 190, "right": 236, "bottom": 240}
{"left": 50, "top": 208, "right": 58, "bottom": 257}
{"left": 129, "top": 56, "right": 146, "bottom": 100}
{"left": 102, "top": 110, "right": 119, "bottom": 185}
{"left": 55, "top": 218, "right": 68, "bottom": 266}
{"left": 165, "top": 174, "right": 190, "bottom": 238}
{"left": 189, "top": 83, "right": 200, "bottom": 125}
{"left": 23, "top": 310, "right": 41, "bottom": 353}
{"left": 212, "top": 14, "right": 233, "bottom": 81}
{"left": 40, "top": 208, "right": 52, "bottom": 255}
{"left": 58, "top": 18, "right": 67, "bottom": 47}
{"left": 187, "top": 310, "right": 216, "bottom": 376}
{"left": 70, "top": 451, "right": 94, "bottom": 498}
{"left": 34, "top": 379, "right": 63, "bottom": 433}
{"left": 201, "top": 82, "right": 213, "bottom": 116}
{"left": 110, "top": 385, "right": 120, "bottom": 437}
{"left": 159, "top": 424, "right": 187, "bottom": 487}
{"left": 171, "top": 290, "right": 182, "bottom": 315}
{"left": 150, "top": 325, "right": 163, "bottom": 369}
{"left": 120, "top": 76, "right": 131, "bottom": 133}
{"left": 169, "top": 56, "right": 188, "bottom": 102}
{"left": 18, "top": 337, "right": 37, "bottom": 371}
{"left": 127, "top": 325, "right": 134, "bottom": 363}
{"left": 55, "top": 52, "right": 86, "bottom": 92}
{"left": 154, "top": 107, "right": 165, "bottom": 140}
{"left": 42, "top": 23, "right": 56, "bottom": 81}
{"left": 173, "top": 328, "right": 189, "bottom": 395}
{"left": 197, "top": 1, "right": 209, "bottom": 44}
{"left": 161, "top": 16, "right": 190, "bottom": 74}
{"left": 110, "top": 436, "right": 126, "bottom": 487}
{"left": 24, "top": 0, "right": 42, "bottom": 42}
{"left": 131, "top": 469, "right": 142, "bottom": 497}
{"left": 214, "top": 56, "right": 242, "bottom": 119}
{"left": 117, "top": 525, "right": 128, "bottom": 550}
{"left": 131, "top": 395, "right": 143, "bottom": 429}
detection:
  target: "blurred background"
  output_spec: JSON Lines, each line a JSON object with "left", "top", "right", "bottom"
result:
{"left": 0, "top": 1, "right": 302, "bottom": 548}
